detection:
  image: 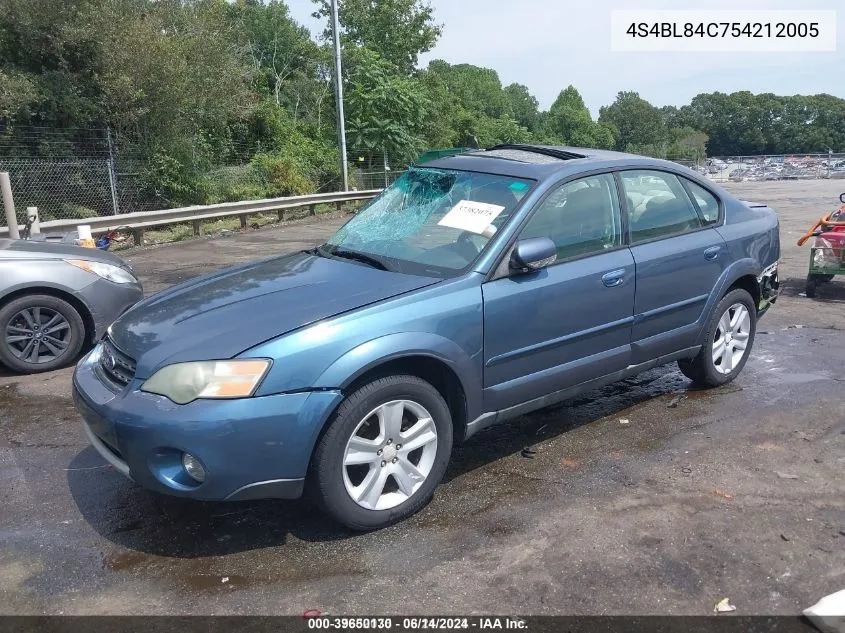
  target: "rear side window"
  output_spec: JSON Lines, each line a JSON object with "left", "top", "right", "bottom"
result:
{"left": 683, "top": 178, "right": 721, "bottom": 225}
{"left": 620, "top": 170, "right": 702, "bottom": 243}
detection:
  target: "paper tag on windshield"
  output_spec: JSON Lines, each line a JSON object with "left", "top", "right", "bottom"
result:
{"left": 437, "top": 200, "right": 505, "bottom": 235}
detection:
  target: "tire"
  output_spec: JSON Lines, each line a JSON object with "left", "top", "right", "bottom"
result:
{"left": 818, "top": 274, "right": 835, "bottom": 284}
{"left": 308, "top": 375, "right": 453, "bottom": 531}
{"left": 678, "top": 288, "right": 757, "bottom": 388}
{"left": 805, "top": 274, "right": 818, "bottom": 298}
{"left": 0, "top": 294, "right": 86, "bottom": 374}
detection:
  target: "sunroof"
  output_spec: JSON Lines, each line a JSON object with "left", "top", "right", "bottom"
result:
{"left": 477, "top": 149, "right": 564, "bottom": 164}
{"left": 474, "top": 144, "right": 587, "bottom": 163}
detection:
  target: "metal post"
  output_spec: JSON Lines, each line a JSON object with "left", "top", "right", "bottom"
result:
{"left": 107, "top": 126, "right": 120, "bottom": 215}
{"left": 1, "top": 172, "right": 20, "bottom": 239}
{"left": 27, "top": 207, "right": 40, "bottom": 235}
{"left": 331, "top": 0, "right": 349, "bottom": 192}
{"left": 384, "top": 150, "right": 389, "bottom": 188}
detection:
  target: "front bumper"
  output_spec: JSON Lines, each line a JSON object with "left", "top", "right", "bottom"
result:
{"left": 72, "top": 346, "right": 343, "bottom": 501}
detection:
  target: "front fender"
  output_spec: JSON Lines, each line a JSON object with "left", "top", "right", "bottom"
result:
{"left": 312, "top": 331, "right": 484, "bottom": 422}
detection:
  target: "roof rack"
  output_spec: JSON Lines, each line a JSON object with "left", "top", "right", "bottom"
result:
{"left": 487, "top": 144, "right": 586, "bottom": 161}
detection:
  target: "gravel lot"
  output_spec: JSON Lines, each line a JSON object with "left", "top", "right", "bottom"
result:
{"left": 1, "top": 179, "right": 843, "bottom": 616}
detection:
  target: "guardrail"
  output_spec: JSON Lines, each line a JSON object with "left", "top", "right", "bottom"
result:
{"left": 0, "top": 189, "right": 382, "bottom": 244}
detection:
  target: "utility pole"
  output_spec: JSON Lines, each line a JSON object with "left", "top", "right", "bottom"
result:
{"left": 331, "top": 0, "right": 349, "bottom": 191}
{"left": 106, "top": 126, "right": 120, "bottom": 215}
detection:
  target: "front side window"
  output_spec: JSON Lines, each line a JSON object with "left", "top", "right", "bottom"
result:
{"left": 621, "top": 170, "right": 702, "bottom": 243}
{"left": 519, "top": 173, "right": 623, "bottom": 261}
{"left": 323, "top": 167, "right": 533, "bottom": 277}
{"left": 683, "top": 178, "right": 721, "bottom": 225}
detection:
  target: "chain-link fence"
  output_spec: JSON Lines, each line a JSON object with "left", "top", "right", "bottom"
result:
{"left": 0, "top": 126, "right": 408, "bottom": 224}
{"left": 687, "top": 154, "right": 845, "bottom": 183}
{"left": 0, "top": 157, "right": 119, "bottom": 222}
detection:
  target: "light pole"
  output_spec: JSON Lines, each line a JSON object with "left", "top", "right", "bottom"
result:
{"left": 331, "top": 0, "right": 349, "bottom": 191}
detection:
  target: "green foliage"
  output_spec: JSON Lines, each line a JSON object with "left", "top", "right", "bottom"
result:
{"left": 599, "top": 91, "right": 667, "bottom": 152}
{"left": 682, "top": 91, "right": 845, "bottom": 155}
{"left": 345, "top": 48, "right": 429, "bottom": 163}
{"left": 545, "top": 86, "right": 615, "bottom": 149}
{"left": 503, "top": 83, "right": 541, "bottom": 132}
{"left": 57, "top": 204, "right": 97, "bottom": 221}
{"left": 313, "top": 0, "right": 441, "bottom": 74}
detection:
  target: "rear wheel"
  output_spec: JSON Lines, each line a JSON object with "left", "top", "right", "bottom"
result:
{"left": 308, "top": 375, "right": 453, "bottom": 531}
{"left": 805, "top": 274, "right": 819, "bottom": 298}
{"left": 678, "top": 288, "right": 756, "bottom": 388}
{"left": 0, "top": 294, "right": 86, "bottom": 374}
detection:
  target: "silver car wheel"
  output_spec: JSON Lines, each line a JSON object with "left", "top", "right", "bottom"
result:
{"left": 342, "top": 399, "right": 439, "bottom": 511}
{"left": 711, "top": 302, "right": 751, "bottom": 375}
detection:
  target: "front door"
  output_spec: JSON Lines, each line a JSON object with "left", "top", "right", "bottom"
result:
{"left": 482, "top": 173, "right": 636, "bottom": 412}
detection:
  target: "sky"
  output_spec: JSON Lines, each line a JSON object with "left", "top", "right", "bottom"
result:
{"left": 284, "top": 0, "right": 843, "bottom": 117}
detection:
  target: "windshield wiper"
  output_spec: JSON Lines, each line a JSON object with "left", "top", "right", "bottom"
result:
{"left": 326, "top": 247, "right": 391, "bottom": 271}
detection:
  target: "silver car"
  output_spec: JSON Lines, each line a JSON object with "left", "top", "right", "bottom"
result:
{"left": 0, "top": 239, "right": 143, "bottom": 374}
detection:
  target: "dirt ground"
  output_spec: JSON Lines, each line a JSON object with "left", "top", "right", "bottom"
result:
{"left": 1, "top": 179, "right": 843, "bottom": 616}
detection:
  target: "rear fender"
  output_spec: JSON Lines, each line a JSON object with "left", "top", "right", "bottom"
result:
{"left": 694, "top": 258, "right": 762, "bottom": 347}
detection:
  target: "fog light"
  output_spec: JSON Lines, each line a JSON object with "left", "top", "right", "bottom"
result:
{"left": 182, "top": 453, "right": 206, "bottom": 483}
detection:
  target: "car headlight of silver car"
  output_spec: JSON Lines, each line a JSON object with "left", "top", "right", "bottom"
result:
{"left": 140, "top": 359, "right": 272, "bottom": 405}
{"left": 65, "top": 259, "right": 137, "bottom": 284}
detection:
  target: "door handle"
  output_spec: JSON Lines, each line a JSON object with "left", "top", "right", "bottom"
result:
{"left": 601, "top": 269, "right": 625, "bottom": 287}
{"left": 704, "top": 246, "right": 721, "bottom": 261}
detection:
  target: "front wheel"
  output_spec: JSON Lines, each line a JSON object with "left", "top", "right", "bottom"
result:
{"left": 308, "top": 375, "right": 453, "bottom": 531}
{"left": 0, "top": 294, "right": 86, "bottom": 374}
{"left": 678, "top": 288, "right": 757, "bottom": 388}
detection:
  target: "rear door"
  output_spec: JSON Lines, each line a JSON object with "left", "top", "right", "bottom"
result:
{"left": 619, "top": 170, "right": 728, "bottom": 364}
{"left": 481, "top": 173, "right": 635, "bottom": 412}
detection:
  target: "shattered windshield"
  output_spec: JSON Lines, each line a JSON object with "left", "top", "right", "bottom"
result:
{"left": 322, "top": 167, "right": 534, "bottom": 277}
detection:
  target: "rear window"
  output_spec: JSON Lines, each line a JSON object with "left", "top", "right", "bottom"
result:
{"left": 683, "top": 178, "right": 721, "bottom": 225}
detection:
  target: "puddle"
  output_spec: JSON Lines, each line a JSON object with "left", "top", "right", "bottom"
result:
{"left": 102, "top": 550, "right": 150, "bottom": 571}
{"left": 774, "top": 372, "right": 830, "bottom": 385}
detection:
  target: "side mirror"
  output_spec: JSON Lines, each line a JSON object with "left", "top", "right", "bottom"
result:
{"left": 509, "top": 237, "right": 557, "bottom": 273}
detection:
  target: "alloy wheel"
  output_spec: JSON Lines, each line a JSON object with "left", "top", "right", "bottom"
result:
{"left": 711, "top": 302, "right": 751, "bottom": 375}
{"left": 5, "top": 307, "right": 72, "bottom": 365}
{"left": 342, "top": 399, "right": 439, "bottom": 511}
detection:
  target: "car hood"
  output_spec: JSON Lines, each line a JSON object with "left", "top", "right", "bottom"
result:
{"left": 0, "top": 238, "right": 132, "bottom": 268}
{"left": 108, "top": 251, "right": 439, "bottom": 378}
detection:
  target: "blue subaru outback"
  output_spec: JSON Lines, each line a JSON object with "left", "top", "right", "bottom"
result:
{"left": 73, "top": 145, "right": 780, "bottom": 530}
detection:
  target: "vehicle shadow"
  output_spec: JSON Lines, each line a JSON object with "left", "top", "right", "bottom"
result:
{"left": 67, "top": 364, "right": 692, "bottom": 559}
{"left": 780, "top": 274, "right": 845, "bottom": 302}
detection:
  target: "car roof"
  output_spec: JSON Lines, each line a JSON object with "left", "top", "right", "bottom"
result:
{"left": 419, "top": 144, "right": 694, "bottom": 182}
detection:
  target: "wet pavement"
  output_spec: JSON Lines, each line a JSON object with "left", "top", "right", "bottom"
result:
{"left": 1, "top": 183, "right": 844, "bottom": 615}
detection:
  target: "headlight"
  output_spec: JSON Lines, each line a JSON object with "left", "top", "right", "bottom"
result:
{"left": 66, "top": 259, "right": 137, "bottom": 284}
{"left": 140, "top": 359, "right": 271, "bottom": 405}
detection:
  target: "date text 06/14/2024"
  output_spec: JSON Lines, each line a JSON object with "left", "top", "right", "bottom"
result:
{"left": 306, "top": 617, "right": 529, "bottom": 630}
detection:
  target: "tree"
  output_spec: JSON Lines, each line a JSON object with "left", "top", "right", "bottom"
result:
{"left": 231, "top": 0, "right": 320, "bottom": 109}
{"left": 312, "top": 0, "right": 441, "bottom": 74}
{"left": 503, "top": 83, "right": 540, "bottom": 132}
{"left": 598, "top": 91, "right": 666, "bottom": 153}
{"left": 344, "top": 48, "right": 429, "bottom": 163}
{"left": 545, "top": 86, "right": 614, "bottom": 149}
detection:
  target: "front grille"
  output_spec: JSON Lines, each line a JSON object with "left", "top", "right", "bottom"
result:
{"left": 98, "top": 338, "right": 136, "bottom": 388}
